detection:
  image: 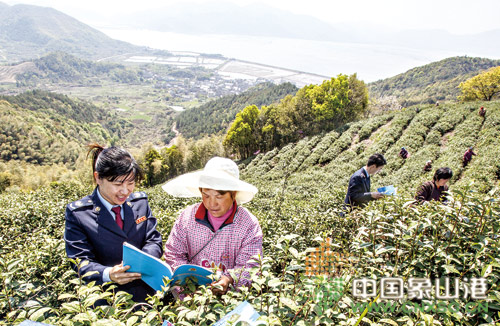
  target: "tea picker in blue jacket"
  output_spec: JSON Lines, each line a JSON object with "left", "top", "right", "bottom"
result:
{"left": 64, "top": 144, "right": 163, "bottom": 302}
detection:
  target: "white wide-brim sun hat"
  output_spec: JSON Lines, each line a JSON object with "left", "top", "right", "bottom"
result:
{"left": 161, "top": 157, "right": 258, "bottom": 204}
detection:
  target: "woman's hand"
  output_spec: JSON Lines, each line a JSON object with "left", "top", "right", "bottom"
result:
{"left": 211, "top": 275, "right": 233, "bottom": 295}
{"left": 109, "top": 263, "right": 142, "bottom": 285}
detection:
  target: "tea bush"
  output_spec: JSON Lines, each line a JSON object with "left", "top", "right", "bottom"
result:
{"left": 1, "top": 100, "right": 500, "bottom": 325}
{"left": 298, "top": 130, "right": 338, "bottom": 170}
{"left": 1, "top": 179, "right": 499, "bottom": 325}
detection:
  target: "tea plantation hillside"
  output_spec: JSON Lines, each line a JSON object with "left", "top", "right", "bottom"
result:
{"left": 242, "top": 100, "right": 500, "bottom": 199}
{"left": 1, "top": 101, "right": 499, "bottom": 325}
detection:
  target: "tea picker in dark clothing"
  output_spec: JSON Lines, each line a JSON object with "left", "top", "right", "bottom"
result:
{"left": 463, "top": 147, "right": 476, "bottom": 168}
{"left": 64, "top": 144, "right": 163, "bottom": 302}
{"left": 479, "top": 106, "right": 486, "bottom": 118}
{"left": 423, "top": 160, "right": 432, "bottom": 172}
{"left": 399, "top": 147, "right": 409, "bottom": 159}
{"left": 415, "top": 167, "right": 453, "bottom": 203}
{"left": 344, "top": 153, "right": 387, "bottom": 209}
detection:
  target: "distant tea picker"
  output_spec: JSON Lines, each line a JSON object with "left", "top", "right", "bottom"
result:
{"left": 463, "top": 146, "right": 477, "bottom": 167}
{"left": 161, "top": 157, "right": 263, "bottom": 298}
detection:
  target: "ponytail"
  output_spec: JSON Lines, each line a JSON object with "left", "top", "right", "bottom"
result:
{"left": 86, "top": 143, "right": 143, "bottom": 183}
{"left": 87, "top": 143, "right": 105, "bottom": 178}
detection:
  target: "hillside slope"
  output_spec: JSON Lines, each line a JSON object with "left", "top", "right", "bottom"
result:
{"left": 0, "top": 2, "right": 146, "bottom": 63}
{"left": 369, "top": 56, "right": 500, "bottom": 107}
{"left": 0, "top": 90, "right": 127, "bottom": 165}
{"left": 242, "top": 100, "right": 500, "bottom": 200}
{"left": 11, "top": 51, "right": 143, "bottom": 86}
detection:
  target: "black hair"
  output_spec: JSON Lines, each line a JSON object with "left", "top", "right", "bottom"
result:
{"left": 367, "top": 153, "right": 387, "bottom": 167}
{"left": 87, "top": 144, "right": 143, "bottom": 183}
{"left": 199, "top": 188, "right": 237, "bottom": 200}
{"left": 433, "top": 167, "right": 453, "bottom": 182}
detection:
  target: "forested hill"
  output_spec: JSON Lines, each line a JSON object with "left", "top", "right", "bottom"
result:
{"left": 0, "top": 90, "right": 127, "bottom": 165}
{"left": 369, "top": 56, "right": 500, "bottom": 107}
{"left": 241, "top": 100, "right": 500, "bottom": 200}
{"left": 13, "top": 52, "right": 144, "bottom": 86}
{"left": 0, "top": 2, "right": 147, "bottom": 63}
{"left": 175, "top": 82, "right": 298, "bottom": 139}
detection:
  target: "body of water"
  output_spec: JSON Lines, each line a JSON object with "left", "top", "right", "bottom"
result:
{"left": 100, "top": 27, "right": 484, "bottom": 82}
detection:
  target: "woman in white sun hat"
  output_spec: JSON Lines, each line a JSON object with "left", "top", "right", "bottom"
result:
{"left": 162, "top": 157, "right": 262, "bottom": 296}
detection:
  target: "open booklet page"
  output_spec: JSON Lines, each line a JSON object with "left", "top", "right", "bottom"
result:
{"left": 213, "top": 301, "right": 264, "bottom": 326}
{"left": 122, "top": 242, "right": 213, "bottom": 291}
{"left": 377, "top": 185, "right": 396, "bottom": 195}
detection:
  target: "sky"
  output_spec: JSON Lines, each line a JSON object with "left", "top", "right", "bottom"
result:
{"left": 4, "top": 0, "right": 500, "bottom": 35}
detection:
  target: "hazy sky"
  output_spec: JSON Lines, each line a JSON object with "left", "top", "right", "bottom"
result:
{"left": 4, "top": 0, "right": 500, "bottom": 35}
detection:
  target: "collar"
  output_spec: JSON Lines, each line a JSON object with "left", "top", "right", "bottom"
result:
{"left": 432, "top": 181, "right": 446, "bottom": 190}
{"left": 362, "top": 166, "right": 370, "bottom": 177}
{"left": 96, "top": 187, "right": 122, "bottom": 216}
{"left": 195, "top": 201, "right": 238, "bottom": 225}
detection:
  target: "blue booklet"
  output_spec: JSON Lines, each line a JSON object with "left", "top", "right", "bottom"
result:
{"left": 122, "top": 242, "right": 213, "bottom": 292}
{"left": 377, "top": 185, "right": 396, "bottom": 195}
{"left": 213, "top": 301, "right": 264, "bottom": 326}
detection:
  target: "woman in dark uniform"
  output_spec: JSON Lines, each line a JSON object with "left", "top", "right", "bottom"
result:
{"left": 64, "top": 144, "right": 163, "bottom": 302}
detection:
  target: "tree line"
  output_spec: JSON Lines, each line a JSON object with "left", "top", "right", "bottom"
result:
{"left": 223, "top": 73, "right": 369, "bottom": 159}
{"left": 175, "top": 82, "right": 298, "bottom": 139}
{"left": 15, "top": 52, "right": 143, "bottom": 87}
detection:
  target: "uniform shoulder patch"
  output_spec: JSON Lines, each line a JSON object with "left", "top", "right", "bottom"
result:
{"left": 68, "top": 197, "right": 93, "bottom": 211}
{"left": 129, "top": 191, "right": 148, "bottom": 201}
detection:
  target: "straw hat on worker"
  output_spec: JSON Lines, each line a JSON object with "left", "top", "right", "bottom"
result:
{"left": 161, "top": 157, "right": 258, "bottom": 204}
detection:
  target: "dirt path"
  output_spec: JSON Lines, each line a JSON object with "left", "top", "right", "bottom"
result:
{"left": 167, "top": 122, "right": 180, "bottom": 147}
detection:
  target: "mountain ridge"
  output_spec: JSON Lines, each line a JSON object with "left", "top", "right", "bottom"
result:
{"left": 111, "top": 1, "right": 500, "bottom": 57}
{"left": 0, "top": 2, "right": 149, "bottom": 63}
{"left": 368, "top": 56, "right": 500, "bottom": 107}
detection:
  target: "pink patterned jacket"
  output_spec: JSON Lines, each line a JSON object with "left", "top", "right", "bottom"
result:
{"left": 164, "top": 202, "right": 263, "bottom": 288}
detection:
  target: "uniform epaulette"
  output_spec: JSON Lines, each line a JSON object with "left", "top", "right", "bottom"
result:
{"left": 129, "top": 191, "right": 148, "bottom": 201}
{"left": 68, "top": 197, "right": 94, "bottom": 211}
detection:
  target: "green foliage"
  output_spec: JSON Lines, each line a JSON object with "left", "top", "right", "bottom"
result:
{"left": 15, "top": 52, "right": 142, "bottom": 87}
{"left": 0, "top": 160, "right": 88, "bottom": 192}
{"left": 2, "top": 98, "right": 500, "bottom": 324}
{"left": 225, "top": 74, "right": 369, "bottom": 159}
{"left": 175, "top": 82, "right": 298, "bottom": 139}
{"left": 243, "top": 100, "right": 500, "bottom": 199}
{"left": 0, "top": 171, "right": 12, "bottom": 193}
{"left": 1, "top": 167, "right": 499, "bottom": 325}
{"left": 369, "top": 56, "right": 500, "bottom": 107}
{"left": 459, "top": 66, "right": 500, "bottom": 101}
{"left": 184, "top": 135, "right": 226, "bottom": 171}
{"left": 143, "top": 148, "right": 165, "bottom": 187}
{"left": 307, "top": 75, "right": 350, "bottom": 121}
{"left": 223, "top": 105, "right": 260, "bottom": 159}
{"left": 0, "top": 92, "right": 120, "bottom": 166}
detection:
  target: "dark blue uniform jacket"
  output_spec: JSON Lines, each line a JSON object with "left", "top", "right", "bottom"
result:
{"left": 344, "top": 167, "right": 373, "bottom": 208}
{"left": 64, "top": 187, "right": 163, "bottom": 302}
